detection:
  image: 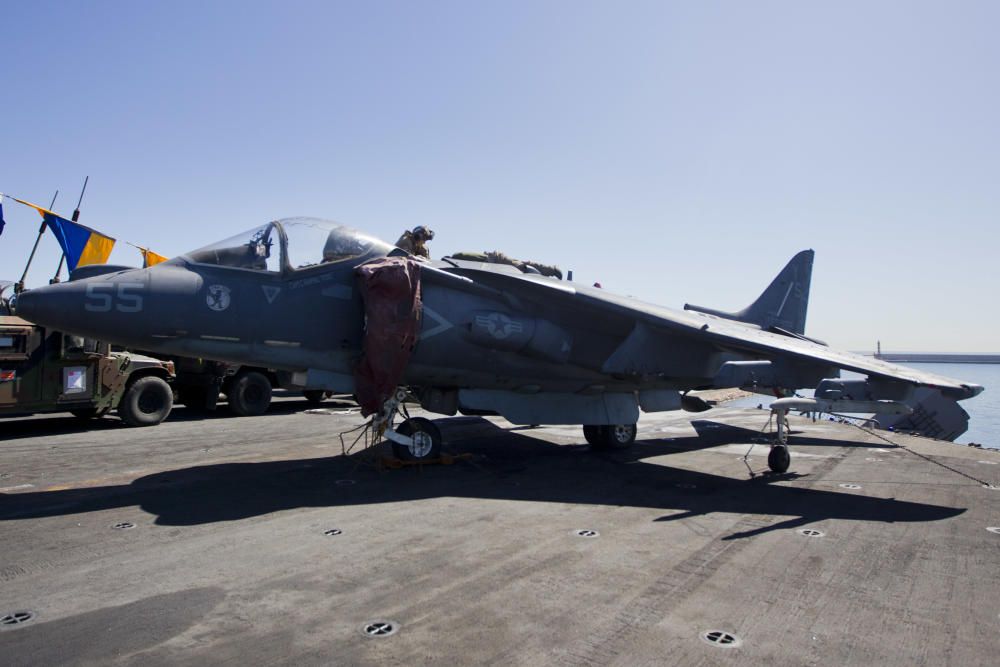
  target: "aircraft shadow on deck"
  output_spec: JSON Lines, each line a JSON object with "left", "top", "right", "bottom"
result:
{"left": 0, "top": 417, "right": 959, "bottom": 538}
{"left": 687, "top": 419, "right": 878, "bottom": 450}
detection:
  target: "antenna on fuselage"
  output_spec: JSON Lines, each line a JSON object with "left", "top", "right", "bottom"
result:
{"left": 50, "top": 176, "right": 89, "bottom": 284}
{"left": 15, "top": 190, "right": 59, "bottom": 294}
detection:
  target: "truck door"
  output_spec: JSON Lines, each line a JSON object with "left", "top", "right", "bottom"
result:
{"left": 53, "top": 333, "right": 101, "bottom": 406}
{"left": 0, "top": 323, "right": 43, "bottom": 408}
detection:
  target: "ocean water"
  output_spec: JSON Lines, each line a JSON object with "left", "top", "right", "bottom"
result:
{"left": 726, "top": 362, "right": 999, "bottom": 449}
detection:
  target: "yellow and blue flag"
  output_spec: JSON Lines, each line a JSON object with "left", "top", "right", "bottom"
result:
{"left": 46, "top": 214, "right": 116, "bottom": 271}
{"left": 128, "top": 242, "right": 168, "bottom": 268}
{"left": 142, "top": 249, "right": 168, "bottom": 268}
{"left": 11, "top": 196, "right": 115, "bottom": 271}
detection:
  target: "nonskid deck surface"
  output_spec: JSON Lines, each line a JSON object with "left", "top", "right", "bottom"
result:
{"left": 1, "top": 399, "right": 998, "bottom": 666}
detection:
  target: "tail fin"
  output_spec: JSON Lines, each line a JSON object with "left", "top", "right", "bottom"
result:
{"left": 684, "top": 249, "right": 814, "bottom": 335}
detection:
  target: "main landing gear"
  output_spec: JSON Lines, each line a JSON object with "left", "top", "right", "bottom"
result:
{"left": 583, "top": 424, "right": 638, "bottom": 450}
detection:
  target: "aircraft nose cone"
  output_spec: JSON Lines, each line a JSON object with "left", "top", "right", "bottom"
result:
{"left": 11, "top": 282, "right": 78, "bottom": 328}
{"left": 11, "top": 271, "right": 152, "bottom": 346}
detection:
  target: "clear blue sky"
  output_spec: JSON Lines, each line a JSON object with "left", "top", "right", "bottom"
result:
{"left": 2, "top": 1, "right": 997, "bottom": 351}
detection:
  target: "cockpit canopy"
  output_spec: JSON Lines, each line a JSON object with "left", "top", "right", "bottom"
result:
{"left": 177, "top": 218, "right": 395, "bottom": 273}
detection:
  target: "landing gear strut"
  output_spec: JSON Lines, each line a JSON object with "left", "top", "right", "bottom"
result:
{"left": 767, "top": 404, "right": 792, "bottom": 473}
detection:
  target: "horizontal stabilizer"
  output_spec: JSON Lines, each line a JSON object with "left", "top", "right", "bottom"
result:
{"left": 685, "top": 249, "right": 814, "bottom": 335}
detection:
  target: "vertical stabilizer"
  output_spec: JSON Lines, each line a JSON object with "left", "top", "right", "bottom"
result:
{"left": 684, "top": 249, "right": 814, "bottom": 335}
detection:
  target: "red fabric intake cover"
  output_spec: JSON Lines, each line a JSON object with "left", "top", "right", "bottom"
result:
{"left": 353, "top": 257, "right": 422, "bottom": 416}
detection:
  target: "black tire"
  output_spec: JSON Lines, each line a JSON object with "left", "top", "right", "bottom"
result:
{"left": 392, "top": 417, "right": 443, "bottom": 462}
{"left": 228, "top": 371, "right": 272, "bottom": 416}
{"left": 303, "top": 390, "right": 326, "bottom": 406}
{"left": 583, "top": 425, "right": 605, "bottom": 446}
{"left": 591, "top": 424, "right": 637, "bottom": 449}
{"left": 178, "top": 386, "right": 219, "bottom": 412}
{"left": 118, "top": 376, "right": 173, "bottom": 427}
{"left": 768, "top": 444, "right": 791, "bottom": 474}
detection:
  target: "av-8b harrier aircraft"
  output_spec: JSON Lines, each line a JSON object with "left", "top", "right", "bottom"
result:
{"left": 11, "top": 218, "right": 983, "bottom": 473}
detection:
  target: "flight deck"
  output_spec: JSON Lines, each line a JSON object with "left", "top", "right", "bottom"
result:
{"left": 1, "top": 398, "right": 999, "bottom": 665}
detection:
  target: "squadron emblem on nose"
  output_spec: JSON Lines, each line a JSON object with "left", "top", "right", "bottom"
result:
{"left": 206, "top": 284, "right": 232, "bottom": 311}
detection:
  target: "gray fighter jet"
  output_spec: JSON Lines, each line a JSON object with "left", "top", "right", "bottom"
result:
{"left": 11, "top": 218, "right": 984, "bottom": 472}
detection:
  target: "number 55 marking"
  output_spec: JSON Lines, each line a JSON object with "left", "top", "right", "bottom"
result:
{"left": 85, "top": 283, "right": 144, "bottom": 313}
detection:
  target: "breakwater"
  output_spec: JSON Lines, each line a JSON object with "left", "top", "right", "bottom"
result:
{"left": 873, "top": 353, "right": 1000, "bottom": 364}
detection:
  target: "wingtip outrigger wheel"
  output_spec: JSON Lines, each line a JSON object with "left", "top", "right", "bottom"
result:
{"left": 767, "top": 404, "right": 792, "bottom": 473}
{"left": 767, "top": 444, "right": 791, "bottom": 474}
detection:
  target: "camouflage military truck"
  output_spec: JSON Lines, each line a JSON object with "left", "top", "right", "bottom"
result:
{"left": 0, "top": 312, "right": 176, "bottom": 427}
{"left": 167, "top": 357, "right": 331, "bottom": 415}
{"left": 168, "top": 356, "right": 275, "bottom": 416}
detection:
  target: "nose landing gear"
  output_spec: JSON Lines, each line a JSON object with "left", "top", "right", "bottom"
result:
{"left": 392, "top": 417, "right": 443, "bottom": 461}
{"left": 373, "top": 388, "right": 445, "bottom": 463}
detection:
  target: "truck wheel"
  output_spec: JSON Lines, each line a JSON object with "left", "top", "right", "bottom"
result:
{"left": 229, "top": 371, "right": 272, "bottom": 416}
{"left": 303, "top": 390, "right": 326, "bottom": 406}
{"left": 178, "top": 386, "right": 219, "bottom": 412}
{"left": 118, "top": 376, "right": 173, "bottom": 427}
{"left": 392, "top": 417, "right": 443, "bottom": 461}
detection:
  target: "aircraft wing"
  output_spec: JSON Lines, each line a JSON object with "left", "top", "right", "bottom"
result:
{"left": 592, "top": 290, "right": 983, "bottom": 400}
{"left": 436, "top": 266, "right": 984, "bottom": 401}
{"left": 669, "top": 311, "right": 980, "bottom": 399}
